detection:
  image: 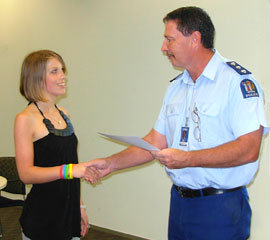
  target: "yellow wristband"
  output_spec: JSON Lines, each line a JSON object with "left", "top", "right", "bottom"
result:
{"left": 69, "top": 164, "right": 73, "bottom": 179}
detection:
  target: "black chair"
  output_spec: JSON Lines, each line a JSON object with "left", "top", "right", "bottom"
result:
{"left": 0, "top": 157, "right": 26, "bottom": 238}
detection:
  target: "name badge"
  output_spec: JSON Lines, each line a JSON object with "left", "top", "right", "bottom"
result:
{"left": 179, "top": 127, "right": 189, "bottom": 146}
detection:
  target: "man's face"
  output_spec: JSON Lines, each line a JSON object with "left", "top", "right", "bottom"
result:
{"left": 161, "top": 20, "right": 193, "bottom": 69}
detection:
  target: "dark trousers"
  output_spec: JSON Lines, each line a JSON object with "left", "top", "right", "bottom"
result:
{"left": 168, "top": 185, "right": 251, "bottom": 240}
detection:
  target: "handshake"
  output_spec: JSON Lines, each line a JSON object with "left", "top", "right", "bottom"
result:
{"left": 70, "top": 132, "right": 183, "bottom": 183}
{"left": 71, "top": 147, "right": 184, "bottom": 184}
{"left": 72, "top": 158, "right": 112, "bottom": 184}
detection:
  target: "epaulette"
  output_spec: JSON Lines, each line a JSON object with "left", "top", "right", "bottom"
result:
{"left": 170, "top": 73, "right": 183, "bottom": 82}
{"left": 226, "top": 61, "right": 251, "bottom": 75}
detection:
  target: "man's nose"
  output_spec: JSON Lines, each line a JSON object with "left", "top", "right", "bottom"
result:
{"left": 161, "top": 40, "right": 168, "bottom": 53}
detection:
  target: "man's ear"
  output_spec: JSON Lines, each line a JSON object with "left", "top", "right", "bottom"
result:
{"left": 191, "top": 31, "right": 202, "bottom": 48}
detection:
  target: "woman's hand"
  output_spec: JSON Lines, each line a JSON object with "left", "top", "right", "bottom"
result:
{"left": 80, "top": 206, "right": 89, "bottom": 237}
{"left": 72, "top": 162, "right": 100, "bottom": 182}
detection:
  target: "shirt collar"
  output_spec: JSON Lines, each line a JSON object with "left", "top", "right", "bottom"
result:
{"left": 171, "top": 49, "right": 224, "bottom": 85}
{"left": 200, "top": 49, "right": 224, "bottom": 81}
{"left": 176, "top": 49, "right": 224, "bottom": 84}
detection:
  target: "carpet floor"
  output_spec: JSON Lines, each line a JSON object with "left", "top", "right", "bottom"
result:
{"left": 0, "top": 206, "right": 134, "bottom": 240}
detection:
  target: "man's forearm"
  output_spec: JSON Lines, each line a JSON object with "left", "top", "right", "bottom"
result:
{"left": 108, "top": 145, "right": 154, "bottom": 172}
{"left": 188, "top": 127, "right": 263, "bottom": 168}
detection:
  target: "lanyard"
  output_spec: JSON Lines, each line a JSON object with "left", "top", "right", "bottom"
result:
{"left": 179, "top": 82, "right": 196, "bottom": 147}
{"left": 184, "top": 83, "right": 196, "bottom": 127}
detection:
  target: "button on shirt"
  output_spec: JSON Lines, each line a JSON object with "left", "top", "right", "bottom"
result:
{"left": 154, "top": 50, "right": 270, "bottom": 189}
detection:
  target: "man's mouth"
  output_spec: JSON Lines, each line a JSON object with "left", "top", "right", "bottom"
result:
{"left": 167, "top": 54, "right": 174, "bottom": 60}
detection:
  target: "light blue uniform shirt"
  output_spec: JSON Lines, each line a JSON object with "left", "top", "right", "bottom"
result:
{"left": 154, "top": 50, "right": 270, "bottom": 189}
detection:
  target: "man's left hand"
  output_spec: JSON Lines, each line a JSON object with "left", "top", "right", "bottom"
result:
{"left": 150, "top": 148, "right": 189, "bottom": 169}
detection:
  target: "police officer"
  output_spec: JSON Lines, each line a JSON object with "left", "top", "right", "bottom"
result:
{"left": 87, "top": 6, "right": 269, "bottom": 240}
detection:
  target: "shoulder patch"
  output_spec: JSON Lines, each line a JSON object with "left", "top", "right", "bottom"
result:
{"left": 170, "top": 73, "right": 183, "bottom": 82}
{"left": 227, "top": 61, "right": 251, "bottom": 75}
{"left": 240, "top": 79, "right": 259, "bottom": 98}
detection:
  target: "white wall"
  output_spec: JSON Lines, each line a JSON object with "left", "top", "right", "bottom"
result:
{"left": 0, "top": 0, "right": 269, "bottom": 239}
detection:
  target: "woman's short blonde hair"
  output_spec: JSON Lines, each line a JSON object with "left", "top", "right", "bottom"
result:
{"left": 20, "top": 50, "right": 67, "bottom": 102}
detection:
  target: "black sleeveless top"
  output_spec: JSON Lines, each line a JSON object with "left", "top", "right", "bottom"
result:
{"left": 20, "top": 103, "right": 81, "bottom": 240}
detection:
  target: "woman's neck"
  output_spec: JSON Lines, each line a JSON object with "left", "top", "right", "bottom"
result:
{"left": 35, "top": 100, "right": 56, "bottom": 114}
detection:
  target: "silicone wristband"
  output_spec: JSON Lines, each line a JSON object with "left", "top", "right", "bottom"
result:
{"left": 62, "top": 165, "right": 66, "bottom": 179}
{"left": 60, "top": 165, "right": 64, "bottom": 179}
{"left": 64, "top": 164, "right": 69, "bottom": 179}
{"left": 62, "top": 165, "right": 67, "bottom": 179}
{"left": 69, "top": 164, "right": 73, "bottom": 179}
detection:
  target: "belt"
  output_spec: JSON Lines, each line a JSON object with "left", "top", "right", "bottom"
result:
{"left": 174, "top": 185, "right": 243, "bottom": 198}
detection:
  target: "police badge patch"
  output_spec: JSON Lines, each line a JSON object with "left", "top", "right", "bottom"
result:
{"left": 240, "top": 79, "right": 259, "bottom": 98}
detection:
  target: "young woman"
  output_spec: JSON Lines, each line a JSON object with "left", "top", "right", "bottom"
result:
{"left": 14, "top": 50, "right": 96, "bottom": 240}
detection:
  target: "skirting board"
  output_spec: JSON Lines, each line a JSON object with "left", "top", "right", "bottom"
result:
{"left": 91, "top": 225, "right": 149, "bottom": 240}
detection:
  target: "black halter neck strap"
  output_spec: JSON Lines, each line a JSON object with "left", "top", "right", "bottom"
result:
{"left": 32, "top": 102, "right": 74, "bottom": 137}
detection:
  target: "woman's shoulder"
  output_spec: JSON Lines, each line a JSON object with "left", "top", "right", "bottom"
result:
{"left": 15, "top": 104, "right": 39, "bottom": 127}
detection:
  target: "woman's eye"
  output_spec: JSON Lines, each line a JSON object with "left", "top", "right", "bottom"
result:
{"left": 51, "top": 69, "right": 57, "bottom": 74}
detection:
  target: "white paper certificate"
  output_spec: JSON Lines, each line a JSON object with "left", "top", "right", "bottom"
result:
{"left": 98, "top": 132, "right": 160, "bottom": 151}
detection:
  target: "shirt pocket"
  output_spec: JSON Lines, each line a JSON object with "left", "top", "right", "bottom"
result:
{"left": 165, "top": 103, "right": 184, "bottom": 133}
{"left": 196, "top": 102, "right": 221, "bottom": 144}
{"left": 198, "top": 102, "right": 220, "bottom": 116}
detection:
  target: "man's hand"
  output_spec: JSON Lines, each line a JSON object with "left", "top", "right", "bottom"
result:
{"left": 72, "top": 162, "right": 100, "bottom": 183}
{"left": 151, "top": 148, "right": 189, "bottom": 169}
{"left": 84, "top": 158, "right": 112, "bottom": 183}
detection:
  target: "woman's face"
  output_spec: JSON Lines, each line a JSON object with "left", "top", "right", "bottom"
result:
{"left": 43, "top": 57, "right": 66, "bottom": 100}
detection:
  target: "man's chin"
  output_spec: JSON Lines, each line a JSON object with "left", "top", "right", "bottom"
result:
{"left": 169, "top": 59, "right": 177, "bottom": 67}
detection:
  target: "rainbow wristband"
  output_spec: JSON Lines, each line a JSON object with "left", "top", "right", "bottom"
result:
{"left": 60, "top": 164, "right": 74, "bottom": 180}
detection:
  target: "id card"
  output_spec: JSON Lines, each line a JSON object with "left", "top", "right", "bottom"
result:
{"left": 179, "top": 127, "right": 189, "bottom": 146}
